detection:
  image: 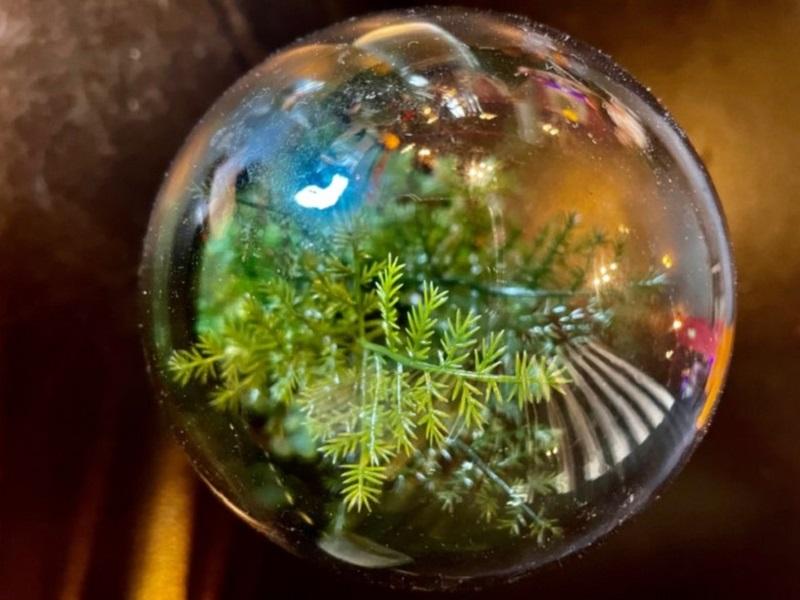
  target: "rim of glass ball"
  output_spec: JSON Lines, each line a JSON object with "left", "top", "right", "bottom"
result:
{"left": 138, "top": 6, "right": 737, "bottom": 591}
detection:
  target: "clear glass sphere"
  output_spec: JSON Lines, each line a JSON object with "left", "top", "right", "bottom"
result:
{"left": 140, "top": 8, "right": 735, "bottom": 590}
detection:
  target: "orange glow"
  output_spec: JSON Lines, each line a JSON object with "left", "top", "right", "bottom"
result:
{"left": 128, "top": 442, "right": 194, "bottom": 600}
{"left": 562, "top": 107, "right": 579, "bottom": 123}
{"left": 697, "top": 324, "right": 735, "bottom": 430}
{"left": 370, "top": 60, "right": 393, "bottom": 76}
{"left": 381, "top": 132, "right": 400, "bottom": 150}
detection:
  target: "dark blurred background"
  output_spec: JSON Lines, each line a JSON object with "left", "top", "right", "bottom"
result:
{"left": 1, "top": 1, "right": 799, "bottom": 598}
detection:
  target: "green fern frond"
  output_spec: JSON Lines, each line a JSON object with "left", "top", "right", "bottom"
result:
{"left": 375, "top": 254, "right": 404, "bottom": 351}
{"left": 341, "top": 461, "right": 387, "bottom": 512}
{"left": 404, "top": 281, "right": 448, "bottom": 360}
{"left": 387, "top": 364, "right": 416, "bottom": 455}
{"left": 418, "top": 405, "right": 449, "bottom": 447}
{"left": 413, "top": 372, "right": 449, "bottom": 447}
{"left": 526, "top": 471, "right": 561, "bottom": 501}
{"left": 476, "top": 485, "right": 501, "bottom": 523}
{"left": 361, "top": 258, "right": 387, "bottom": 284}
{"left": 168, "top": 332, "right": 225, "bottom": 385}
{"left": 209, "top": 377, "right": 246, "bottom": 411}
{"left": 320, "top": 431, "right": 364, "bottom": 463}
{"left": 454, "top": 378, "right": 485, "bottom": 430}
{"left": 311, "top": 272, "right": 356, "bottom": 311}
{"left": 440, "top": 309, "right": 481, "bottom": 368}
{"left": 474, "top": 331, "right": 506, "bottom": 374}
{"left": 513, "top": 352, "right": 535, "bottom": 406}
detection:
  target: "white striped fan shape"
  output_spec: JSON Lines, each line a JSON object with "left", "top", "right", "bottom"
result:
{"left": 550, "top": 341, "right": 679, "bottom": 491}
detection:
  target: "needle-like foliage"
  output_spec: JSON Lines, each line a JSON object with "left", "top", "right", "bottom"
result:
{"left": 167, "top": 145, "right": 663, "bottom": 541}
{"left": 170, "top": 235, "right": 568, "bottom": 521}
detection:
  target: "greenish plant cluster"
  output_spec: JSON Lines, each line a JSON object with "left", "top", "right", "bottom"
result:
{"left": 170, "top": 215, "right": 567, "bottom": 524}
{"left": 167, "top": 140, "right": 657, "bottom": 543}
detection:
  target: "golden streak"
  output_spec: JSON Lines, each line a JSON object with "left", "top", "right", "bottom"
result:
{"left": 380, "top": 132, "right": 401, "bottom": 150}
{"left": 128, "top": 441, "right": 195, "bottom": 600}
{"left": 561, "top": 107, "right": 579, "bottom": 123}
{"left": 697, "top": 324, "right": 735, "bottom": 430}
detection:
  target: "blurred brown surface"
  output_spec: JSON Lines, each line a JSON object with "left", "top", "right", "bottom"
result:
{"left": 1, "top": 1, "right": 799, "bottom": 598}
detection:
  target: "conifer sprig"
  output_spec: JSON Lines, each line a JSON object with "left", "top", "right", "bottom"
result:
{"left": 301, "top": 259, "right": 568, "bottom": 512}
{"left": 169, "top": 253, "right": 569, "bottom": 516}
{"left": 376, "top": 254, "right": 404, "bottom": 351}
{"left": 168, "top": 129, "right": 667, "bottom": 542}
{"left": 168, "top": 332, "right": 224, "bottom": 385}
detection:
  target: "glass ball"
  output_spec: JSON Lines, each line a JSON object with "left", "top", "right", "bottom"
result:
{"left": 140, "top": 8, "right": 735, "bottom": 590}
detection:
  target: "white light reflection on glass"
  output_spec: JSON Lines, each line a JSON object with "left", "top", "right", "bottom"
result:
{"left": 294, "top": 174, "right": 349, "bottom": 209}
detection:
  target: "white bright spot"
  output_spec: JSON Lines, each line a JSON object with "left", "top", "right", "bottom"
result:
{"left": 444, "top": 95, "right": 466, "bottom": 118}
{"left": 465, "top": 158, "right": 496, "bottom": 189}
{"left": 294, "top": 174, "right": 349, "bottom": 209}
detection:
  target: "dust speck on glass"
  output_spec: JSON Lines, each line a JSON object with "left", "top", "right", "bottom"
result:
{"left": 140, "top": 7, "right": 735, "bottom": 589}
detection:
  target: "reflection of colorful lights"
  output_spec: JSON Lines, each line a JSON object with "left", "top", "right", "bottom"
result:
{"left": 542, "top": 123, "right": 560, "bottom": 136}
{"left": 380, "top": 132, "right": 400, "bottom": 150}
{"left": 420, "top": 105, "right": 439, "bottom": 124}
{"left": 662, "top": 253, "right": 674, "bottom": 269}
{"left": 415, "top": 146, "right": 435, "bottom": 171}
{"left": 561, "top": 107, "right": 579, "bottom": 123}
{"left": 442, "top": 88, "right": 466, "bottom": 118}
{"left": 294, "top": 174, "right": 349, "bottom": 209}
{"left": 465, "top": 158, "right": 496, "bottom": 189}
{"left": 604, "top": 98, "right": 648, "bottom": 149}
{"left": 672, "top": 319, "right": 683, "bottom": 331}
{"left": 593, "top": 264, "right": 616, "bottom": 288}
{"left": 280, "top": 79, "right": 325, "bottom": 111}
